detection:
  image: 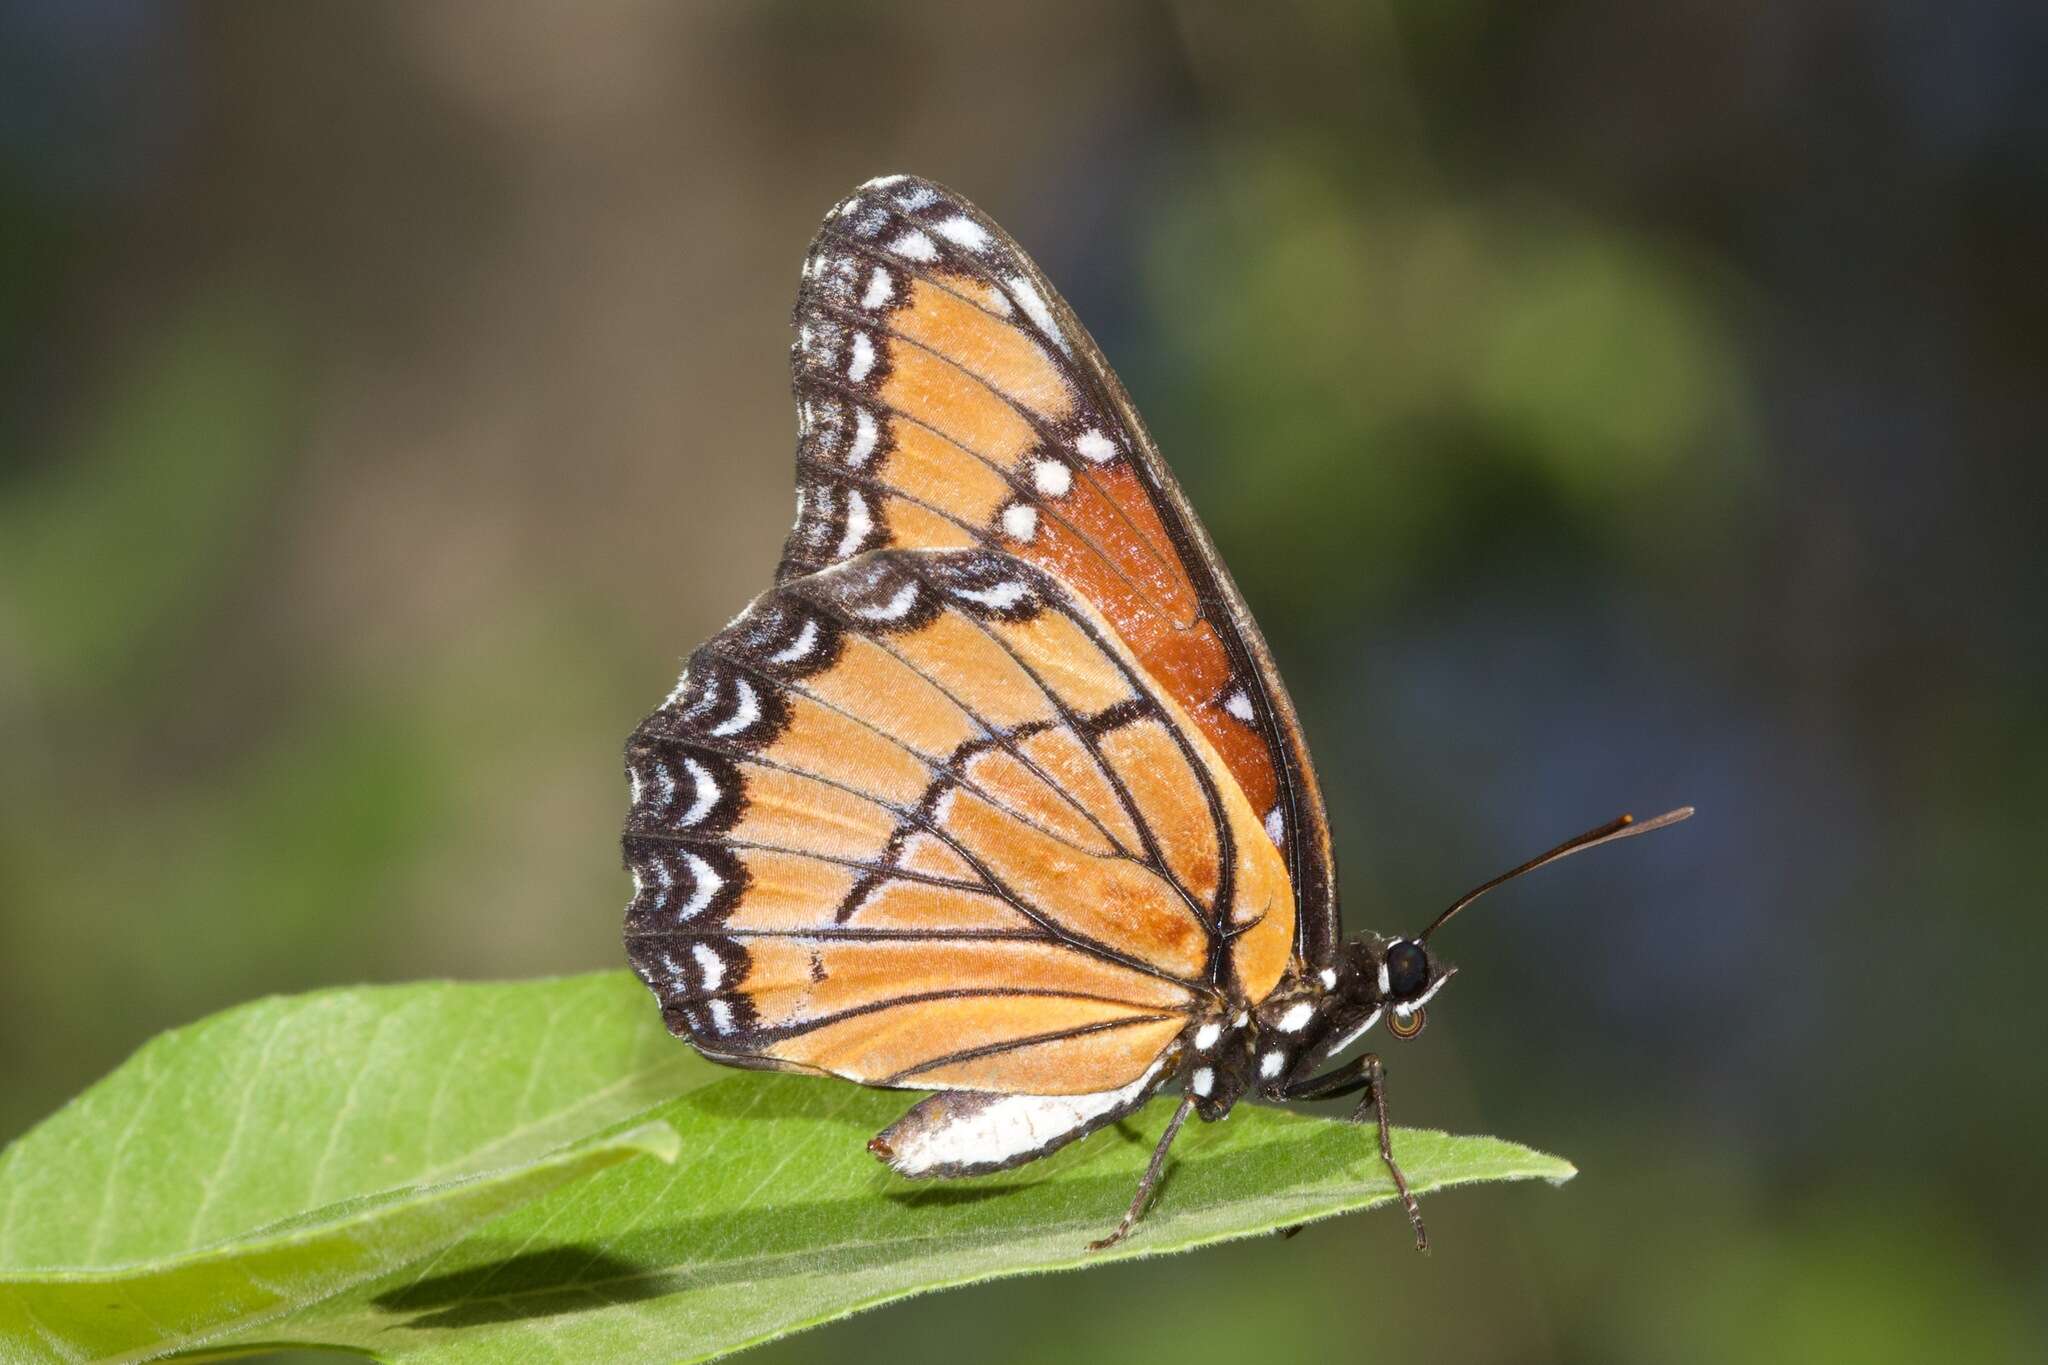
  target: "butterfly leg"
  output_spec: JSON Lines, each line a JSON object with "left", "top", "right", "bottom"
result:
{"left": 1282, "top": 1054, "right": 1428, "bottom": 1252}
{"left": 1087, "top": 1094, "right": 1196, "bottom": 1252}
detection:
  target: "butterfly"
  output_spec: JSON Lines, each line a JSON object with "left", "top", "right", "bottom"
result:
{"left": 622, "top": 173, "right": 1690, "bottom": 1249}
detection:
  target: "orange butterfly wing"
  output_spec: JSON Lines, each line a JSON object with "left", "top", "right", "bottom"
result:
{"left": 782, "top": 175, "right": 1338, "bottom": 967}
{"left": 624, "top": 549, "right": 1292, "bottom": 1095}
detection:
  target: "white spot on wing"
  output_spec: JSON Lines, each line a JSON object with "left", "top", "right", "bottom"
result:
{"left": 954, "top": 580, "right": 1028, "bottom": 611}
{"left": 834, "top": 489, "right": 873, "bottom": 558}
{"left": 933, "top": 214, "right": 990, "bottom": 251}
{"left": 768, "top": 618, "right": 821, "bottom": 665}
{"left": 692, "top": 942, "right": 726, "bottom": 991}
{"left": 709, "top": 676, "right": 760, "bottom": 737}
{"left": 679, "top": 756, "right": 719, "bottom": 826}
{"left": 1032, "top": 459, "right": 1071, "bottom": 497}
{"left": 1074, "top": 428, "right": 1117, "bottom": 464}
{"left": 847, "top": 407, "right": 879, "bottom": 466}
{"left": 859, "top": 580, "right": 920, "bottom": 622}
{"left": 889, "top": 229, "right": 938, "bottom": 262}
{"left": 1001, "top": 502, "right": 1038, "bottom": 541}
{"left": 1224, "top": 688, "right": 1255, "bottom": 723}
{"left": 706, "top": 998, "right": 735, "bottom": 1033}
{"left": 1264, "top": 806, "right": 1286, "bottom": 845}
{"left": 1006, "top": 274, "right": 1068, "bottom": 353}
{"left": 676, "top": 852, "right": 720, "bottom": 920}
{"left": 847, "top": 332, "right": 876, "bottom": 382}
{"left": 862, "top": 174, "right": 908, "bottom": 189}
{"left": 861, "top": 267, "right": 894, "bottom": 310}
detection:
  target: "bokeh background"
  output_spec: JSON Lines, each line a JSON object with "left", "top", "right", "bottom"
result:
{"left": 4, "top": 3, "right": 2043, "bottom": 1361}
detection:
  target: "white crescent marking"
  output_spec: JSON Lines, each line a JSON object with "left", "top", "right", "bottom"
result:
{"left": 679, "top": 755, "right": 719, "bottom": 826}
{"left": 709, "top": 676, "right": 760, "bottom": 737}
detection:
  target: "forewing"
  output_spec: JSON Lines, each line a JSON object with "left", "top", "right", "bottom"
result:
{"left": 784, "top": 174, "right": 1338, "bottom": 966}
{"left": 624, "top": 548, "right": 1292, "bottom": 1095}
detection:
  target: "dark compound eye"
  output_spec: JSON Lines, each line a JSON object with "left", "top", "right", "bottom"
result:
{"left": 1386, "top": 940, "right": 1430, "bottom": 999}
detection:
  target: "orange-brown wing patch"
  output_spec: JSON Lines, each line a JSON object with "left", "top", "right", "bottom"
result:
{"left": 989, "top": 607, "right": 1138, "bottom": 717}
{"left": 743, "top": 686, "right": 932, "bottom": 809}
{"left": 1098, "top": 717, "right": 1224, "bottom": 911}
{"left": 800, "top": 633, "right": 977, "bottom": 762}
{"left": 882, "top": 419, "right": 1017, "bottom": 529}
{"left": 935, "top": 787, "right": 1207, "bottom": 979}
{"left": 896, "top": 830, "right": 980, "bottom": 881}
{"left": 882, "top": 609, "right": 1052, "bottom": 733}
{"left": 782, "top": 176, "right": 1339, "bottom": 968}
{"left": 841, "top": 878, "right": 1034, "bottom": 933}
{"left": 888, "top": 277, "right": 1072, "bottom": 420}
{"left": 769, "top": 998, "right": 1180, "bottom": 1095}
{"left": 625, "top": 547, "right": 1294, "bottom": 1092}
{"left": 880, "top": 343, "right": 1040, "bottom": 473}
{"left": 880, "top": 494, "right": 979, "bottom": 553}
{"left": 717, "top": 850, "right": 863, "bottom": 933}
{"left": 905, "top": 1016, "right": 1187, "bottom": 1093}
{"left": 713, "top": 849, "right": 1020, "bottom": 937}
{"left": 957, "top": 748, "right": 1116, "bottom": 856}
{"left": 1016, "top": 725, "right": 1143, "bottom": 853}
{"left": 739, "top": 938, "right": 1193, "bottom": 1031}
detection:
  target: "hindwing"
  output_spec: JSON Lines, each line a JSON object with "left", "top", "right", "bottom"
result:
{"left": 624, "top": 548, "right": 1293, "bottom": 1095}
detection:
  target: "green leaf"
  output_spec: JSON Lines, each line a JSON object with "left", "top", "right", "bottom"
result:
{"left": 234, "top": 1084, "right": 1573, "bottom": 1363}
{"left": 0, "top": 974, "right": 703, "bottom": 1361}
{"left": 0, "top": 1123, "right": 678, "bottom": 1363}
{"left": 0, "top": 975, "right": 1573, "bottom": 1363}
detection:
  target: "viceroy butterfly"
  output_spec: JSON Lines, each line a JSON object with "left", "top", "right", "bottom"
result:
{"left": 623, "top": 174, "right": 1689, "bottom": 1249}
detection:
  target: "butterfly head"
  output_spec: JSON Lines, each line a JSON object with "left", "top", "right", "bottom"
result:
{"left": 1381, "top": 936, "right": 1453, "bottom": 1038}
{"left": 1332, "top": 935, "right": 1454, "bottom": 1041}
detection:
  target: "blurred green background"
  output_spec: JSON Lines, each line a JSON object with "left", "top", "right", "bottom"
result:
{"left": 3, "top": 3, "right": 2042, "bottom": 1361}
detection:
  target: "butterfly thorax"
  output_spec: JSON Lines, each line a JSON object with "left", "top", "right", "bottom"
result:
{"left": 1177, "top": 934, "right": 1453, "bottom": 1120}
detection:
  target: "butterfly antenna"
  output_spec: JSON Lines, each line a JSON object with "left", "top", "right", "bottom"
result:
{"left": 1418, "top": 807, "right": 1693, "bottom": 944}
